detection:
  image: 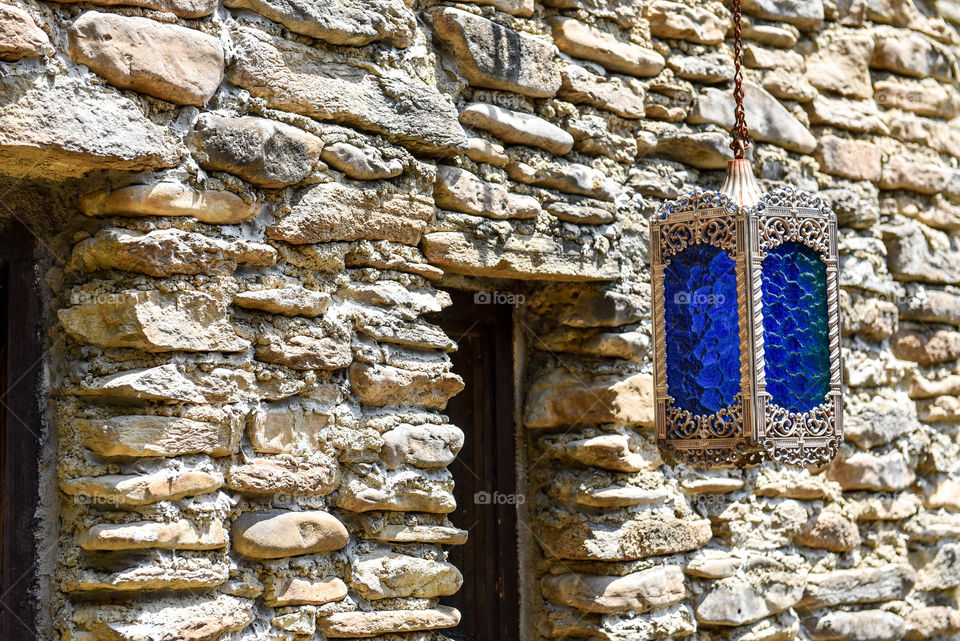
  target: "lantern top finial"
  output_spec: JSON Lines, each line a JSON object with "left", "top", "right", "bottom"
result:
{"left": 720, "top": 158, "right": 762, "bottom": 208}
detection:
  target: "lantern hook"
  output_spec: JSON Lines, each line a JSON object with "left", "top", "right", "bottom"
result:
{"left": 730, "top": 0, "right": 751, "bottom": 160}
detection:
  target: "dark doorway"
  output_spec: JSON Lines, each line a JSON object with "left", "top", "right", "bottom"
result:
{"left": 0, "top": 221, "right": 41, "bottom": 641}
{"left": 434, "top": 289, "right": 520, "bottom": 641}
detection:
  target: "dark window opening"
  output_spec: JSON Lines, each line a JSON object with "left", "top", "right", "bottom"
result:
{"left": 434, "top": 289, "right": 520, "bottom": 641}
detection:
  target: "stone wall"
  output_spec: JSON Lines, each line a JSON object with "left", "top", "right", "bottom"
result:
{"left": 2, "top": 0, "right": 960, "bottom": 638}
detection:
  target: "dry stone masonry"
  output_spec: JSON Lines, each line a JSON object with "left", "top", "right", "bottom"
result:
{"left": 1, "top": 0, "right": 960, "bottom": 639}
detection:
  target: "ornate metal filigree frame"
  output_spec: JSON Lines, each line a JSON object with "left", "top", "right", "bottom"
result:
{"left": 650, "top": 188, "right": 843, "bottom": 468}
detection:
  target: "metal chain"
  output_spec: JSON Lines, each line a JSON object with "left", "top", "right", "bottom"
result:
{"left": 730, "top": 0, "right": 751, "bottom": 159}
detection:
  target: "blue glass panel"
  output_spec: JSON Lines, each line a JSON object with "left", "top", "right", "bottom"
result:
{"left": 761, "top": 241, "right": 830, "bottom": 413}
{"left": 664, "top": 244, "right": 741, "bottom": 415}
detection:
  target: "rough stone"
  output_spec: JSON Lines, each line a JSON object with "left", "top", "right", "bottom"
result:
{"left": 79, "top": 183, "right": 260, "bottom": 224}
{"left": 904, "top": 607, "right": 960, "bottom": 640}
{"left": 68, "top": 11, "right": 224, "bottom": 106}
{"left": 802, "top": 565, "right": 917, "bottom": 608}
{"left": 435, "top": 165, "right": 541, "bottom": 220}
{"left": 234, "top": 287, "right": 330, "bottom": 318}
{"left": 880, "top": 154, "right": 950, "bottom": 194}
{"left": 321, "top": 141, "right": 404, "bottom": 180}
{"left": 228, "top": 458, "right": 340, "bottom": 496}
{"left": 695, "top": 558, "right": 806, "bottom": 626}
{"left": 431, "top": 7, "right": 559, "bottom": 98}
{"left": 539, "top": 511, "right": 712, "bottom": 560}
{"left": 78, "top": 519, "right": 228, "bottom": 551}
{"left": 876, "top": 77, "right": 960, "bottom": 119}
{"left": 59, "top": 290, "right": 249, "bottom": 353}
{"left": 256, "top": 335, "right": 352, "bottom": 370}
{"left": 524, "top": 369, "right": 653, "bottom": 428}
{"left": 350, "top": 362, "right": 464, "bottom": 410}
{"left": 232, "top": 509, "right": 349, "bottom": 559}
{"left": 223, "top": 0, "right": 414, "bottom": 46}
{"left": 350, "top": 552, "right": 462, "bottom": 600}
{"left": 382, "top": 423, "right": 463, "bottom": 469}
{"left": 872, "top": 31, "right": 955, "bottom": 82}
{"left": 805, "top": 610, "right": 905, "bottom": 641}
{"left": 816, "top": 135, "right": 882, "bottom": 182}
{"left": 73, "top": 596, "right": 253, "bottom": 641}
{"left": 264, "top": 576, "right": 348, "bottom": 607}
{"left": 227, "top": 25, "right": 467, "bottom": 155}
{"left": 79, "top": 415, "right": 239, "bottom": 458}
{"left": 549, "top": 17, "right": 664, "bottom": 77}
{"left": 267, "top": 181, "right": 433, "bottom": 246}
{"left": 884, "top": 220, "right": 960, "bottom": 284}
{"left": 856, "top": 492, "right": 922, "bottom": 521}
{"left": 61, "top": 470, "right": 221, "bottom": 506}
{"left": 0, "top": 3, "right": 53, "bottom": 60}
{"left": 318, "top": 607, "right": 460, "bottom": 638}
{"left": 508, "top": 158, "right": 619, "bottom": 200}
{"left": 464, "top": 137, "right": 508, "bottom": 167}
{"left": 558, "top": 64, "right": 647, "bottom": 119}
{"left": 742, "top": 0, "right": 824, "bottom": 28}
{"left": 543, "top": 567, "right": 686, "bottom": 614}
{"left": 191, "top": 114, "right": 323, "bottom": 188}
{"left": 917, "top": 395, "right": 960, "bottom": 422}
{"left": 71, "top": 364, "right": 205, "bottom": 403}
{"left": 891, "top": 328, "right": 960, "bottom": 364}
{"left": 644, "top": 0, "right": 729, "bottom": 45}
{"left": 806, "top": 28, "right": 874, "bottom": 98}
{"left": 246, "top": 406, "right": 330, "bottom": 454}
{"left": 335, "top": 466, "right": 456, "bottom": 513}
{"left": 826, "top": 451, "right": 916, "bottom": 491}
{"left": 71, "top": 228, "right": 276, "bottom": 277}
{"left": 796, "top": 512, "right": 861, "bottom": 552}
{"left": 689, "top": 81, "right": 816, "bottom": 153}
{"left": 807, "top": 95, "right": 890, "bottom": 134}
{"left": 459, "top": 103, "right": 573, "bottom": 155}
{"left": 563, "top": 434, "right": 655, "bottom": 472}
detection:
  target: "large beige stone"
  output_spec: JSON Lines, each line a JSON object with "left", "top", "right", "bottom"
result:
{"left": 891, "top": 328, "right": 960, "bottom": 364}
{"left": 524, "top": 369, "right": 654, "bottom": 428}
{"left": 695, "top": 557, "right": 807, "bottom": 626}
{"left": 434, "top": 165, "right": 540, "bottom": 220}
{"left": 802, "top": 565, "right": 916, "bottom": 608}
{"left": 382, "top": 423, "right": 464, "bottom": 469}
{"left": 264, "top": 576, "right": 348, "bottom": 607}
{"left": 558, "top": 64, "right": 647, "bottom": 119}
{"left": 65, "top": 558, "right": 230, "bottom": 593}
{"left": 234, "top": 287, "right": 330, "bottom": 318}
{"left": 227, "top": 25, "right": 467, "bottom": 155}
{"left": 351, "top": 551, "right": 462, "bottom": 600}
{"left": 872, "top": 31, "right": 954, "bottom": 82}
{"left": 73, "top": 595, "right": 253, "bottom": 641}
{"left": 459, "top": 103, "right": 574, "bottom": 155}
{"left": 742, "top": 0, "right": 823, "bottom": 28}
{"left": 227, "top": 457, "right": 339, "bottom": 496}
{"left": 80, "top": 183, "right": 260, "bottom": 224}
{"left": 826, "top": 451, "right": 915, "bottom": 491}
{"left": 431, "top": 7, "right": 559, "bottom": 98}
{"left": 50, "top": 0, "right": 217, "bottom": 17}
{"left": 68, "top": 11, "right": 224, "bottom": 106}
{"left": 59, "top": 290, "right": 249, "bottom": 353}
{"left": 880, "top": 154, "right": 951, "bottom": 194}
{"left": 548, "top": 17, "right": 665, "bottom": 77}
{"left": 335, "top": 466, "right": 456, "bottom": 513}
{"left": 807, "top": 95, "right": 890, "bottom": 135}
{"left": 0, "top": 3, "right": 53, "bottom": 61}
{"left": 79, "top": 415, "right": 239, "bottom": 458}
{"left": 256, "top": 335, "right": 352, "bottom": 370}
{"left": 267, "top": 181, "right": 433, "bottom": 246}
{"left": 318, "top": 607, "right": 460, "bottom": 638}
{"left": 884, "top": 220, "right": 960, "bottom": 284}
{"left": 359, "top": 518, "right": 468, "bottom": 544}
{"left": 61, "top": 470, "right": 221, "bottom": 506}
{"left": 564, "top": 434, "right": 655, "bottom": 472}
{"left": 232, "top": 509, "right": 349, "bottom": 558}
{"left": 350, "top": 362, "right": 464, "bottom": 410}
{"left": 70, "top": 228, "right": 276, "bottom": 277}
{"left": 805, "top": 610, "right": 905, "bottom": 641}
{"left": 876, "top": 77, "right": 960, "bottom": 119}
{"left": 644, "top": 0, "right": 728, "bottom": 44}
{"left": 71, "top": 364, "right": 205, "bottom": 403}
{"left": 447, "top": 0, "right": 532, "bottom": 16}
{"left": 542, "top": 567, "right": 686, "bottom": 613}
{"left": 805, "top": 28, "right": 874, "bottom": 99}
{"left": 246, "top": 406, "right": 330, "bottom": 454}
{"left": 321, "top": 141, "right": 404, "bottom": 179}
{"left": 0, "top": 75, "right": 178, "bottom": 179}
{"left": 191, "top": 114, "right": 323, "bottom": 188}
{"left": 905, "top": 607, "right": 960, "bottom": 640}
{"left": 539, "top": 512, "right": 712, "bottom": 560}
{"left": 78, "top": 519, "right": 228, "bottom": 551}
{"left": 796, "top": 512, "right": 860, "bottom": 552}
{"left": 816, "top": 136, "right": 881, "bottom": 182}
{"left": 223, "top": 0, "right": 414, "bottom": 46}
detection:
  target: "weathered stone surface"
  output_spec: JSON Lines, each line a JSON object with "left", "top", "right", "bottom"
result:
{"left": 78, "top": 519, "right": 228, "bottom": 551}
{"left": 884, "top": 220, "right": 960, "bottom": 284}
{"left": 338, "top": 280, "right": 451, "bottom": 316}
{"left": 227, "top": 25, "right": 467, "bottom": 154}
{"left": 840, "top": 290, "right": 898, "bottom": 339}
{"left": 539, "top": 512, "right": 712, "bottom": 560}
{"left": 247, "top": 406, "right": 330, "bottom": 454}
{"left": 0, "top": 3, "right": 53, "bottom": 61}
{"left": 564, "top": 434, "right": 657, "bottom": 472}
{"left": 460, "top": 103, "right": 573, "bottom": 155}
{"left": 548, "top": 17, "right": 665, "bottom": 77}
{"left": 234, "top": 287, "right": 330, "bottom": 318}
{"left": 73, "top": 595, "right": 253, "bottom": 641}
{"left": 432, "top": 7, "right": 559, "bottom": 98}
{"left": 644, "top": 0, "right": 728, "bottom": 44}
{"left": 917, "top": 542, "right": 960, "bottom": 589}
{"left": 805, "top": 610, "right": 905, "bottom": 641}
{"left": 807, "top": 95, "right": 890, "bottom": 134}
{"left": 899, "top": 285, "right": 960, "bottom": 327}
{"left": 61, "top": 470, "right": 221, "bottom": 506}
{"left": 191, "top": 114, "right": 323, "bottom": 188}
{"left": 508, "top": 158, "right": 619, "bottom": 200}
{"left": 321, "top": 141, "right": 404, "bottom": 179}
{"left": 0, "top": 75, "right": 178, "bottom": 179}
{"left": 892, "top": 328, "right": 960, "bottom": 364}
{"left": 359, "top": 517, "right": 468, "bottom": 544}
{"left": 71, "top": 364, "right": 204, "bottom": 403}
{"left": 68, "top": 11, "right": 224, "bottom": 106}
{"left": 925, "top": 478, "right": 960, "bottom": 510}
{"left": 802, "top": 565, "right": 916, "bottom": 608}
{"left": 232, "top": 510, "right": 348, "bottom": 558}
{"left": 435, "top": 165, "right": 540, "bottom": 220}
{"left": 904, "top": 607, "right": 960, "bottom": 640}
{"left": 911, "top": 374, "right": 960, "bottom": 398}
{"left": 318, "top": 607, "right": 460, "bottom": 638}
{"left": 465, "top": 137, "right": 508, "bottom": 167}
{"left": 689, "top": 81, "right": 816, "bottom": 153}
{"left": 540, "top": 327, "right": 647, "bottom": 359}
{"left": 224, "top": 0, "right": 414, "bottom": 46}
{"left": 542, "top": 567, "right": 686, "bottom": 613}
{"left": 256, "top": 335, "right": 351, "bottom": 370}
{"left": 880, "top": 154, "right": 950, "bottom": 194}
{"left": 681, "top": 478, "right": 745, "bottom": 494}
{"left": 80, "top": 183, "right": 259, "bottom": 223}
{"left": 872, "top": 31, "right": 954, "bottom": 82}
{"left": 525, "top": 369, "right": 653, "bottom": 428}
{"left": 806, "top": 28, "right": 874, "bottom": 98}
{"left": 267, "top": 181, "right": 433, "bottom": 246}
{"left": 796, "top": 512, "right": 860, "bottom": 552}
{"left": 265, "top": 576, "right": 348, "bottom": 607}
{"left": 336, "top": 466, "right": 455, "bottom": 513}
{"left": 567, "top": 115, "right": 638, "bottom": 162}
{"left": 903, "top": 512, "right": 960, "bottom": 542}
{"left": 845, "top": 395, "right": 918, "bottom": 447}
{"left": 71, "top": 228, "right": 276, "bottom": 277}
{"left": 827, "top": 451, "right": 915, "bottom": 491}
{"left": 669, "top": 50, "right": 733, "bottom": 83}
{"left": 656, "top": 130, "right": 737, "bottom": 169}
{"left": 228, "top": 458, "right": 339, "bottom": 496}
{"left": 351, "top": 552, "right": 462, "bottom": 600}
{"left": 382, "top": 423, "right": 463, "bottom": 469}
{"left": 65, "top": 558, "right": 230, "bottom": 593}
{"left": 350, "top": 362, "right": 464, "bottom": 410}
{"left": 59, "top": 290, "right": 249, "bottom": 353}
{"left": 421, "top": 230, "right": 618, "bottom": 282}
{"left": 558, "top": 64, "right": 647, "bottom": 119}
{"left": 856, "top": 492, "right": 921, "bottom": 521}
{"left": 917, "top": 394, "right": 960, "bottom": 422}
{"left": 876, "top": 77, "right": 960, "bottom": 119}
{"left": 742, "top": 0, "right": 824, "bottom": 28}
{"left": 80, "top": 415, "right": 239, "bottom": 458}
{"left": 816, "top": 135, "right": 882, "bottom": 182}
{"left": 743, "top": 18, "right": 799, "bottom": 47}
{"left": 695, "top": 557, "right": 806, "bottom": 626}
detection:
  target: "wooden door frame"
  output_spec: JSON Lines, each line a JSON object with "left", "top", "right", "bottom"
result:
{"left": 0, "top": 220, "right": 41, "bottom": 641}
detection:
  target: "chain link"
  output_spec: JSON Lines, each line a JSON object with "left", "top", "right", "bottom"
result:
{"left": 730, "top": 0, "right": 751, "bottom": 159}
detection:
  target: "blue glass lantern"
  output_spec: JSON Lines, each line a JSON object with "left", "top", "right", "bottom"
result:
{"left": 650, "top": 160, "right": 843, "bottom": 468}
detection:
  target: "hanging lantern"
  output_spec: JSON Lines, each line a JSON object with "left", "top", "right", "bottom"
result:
{"left": 649, "top": 1, "right": 843, "bottom": 468}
